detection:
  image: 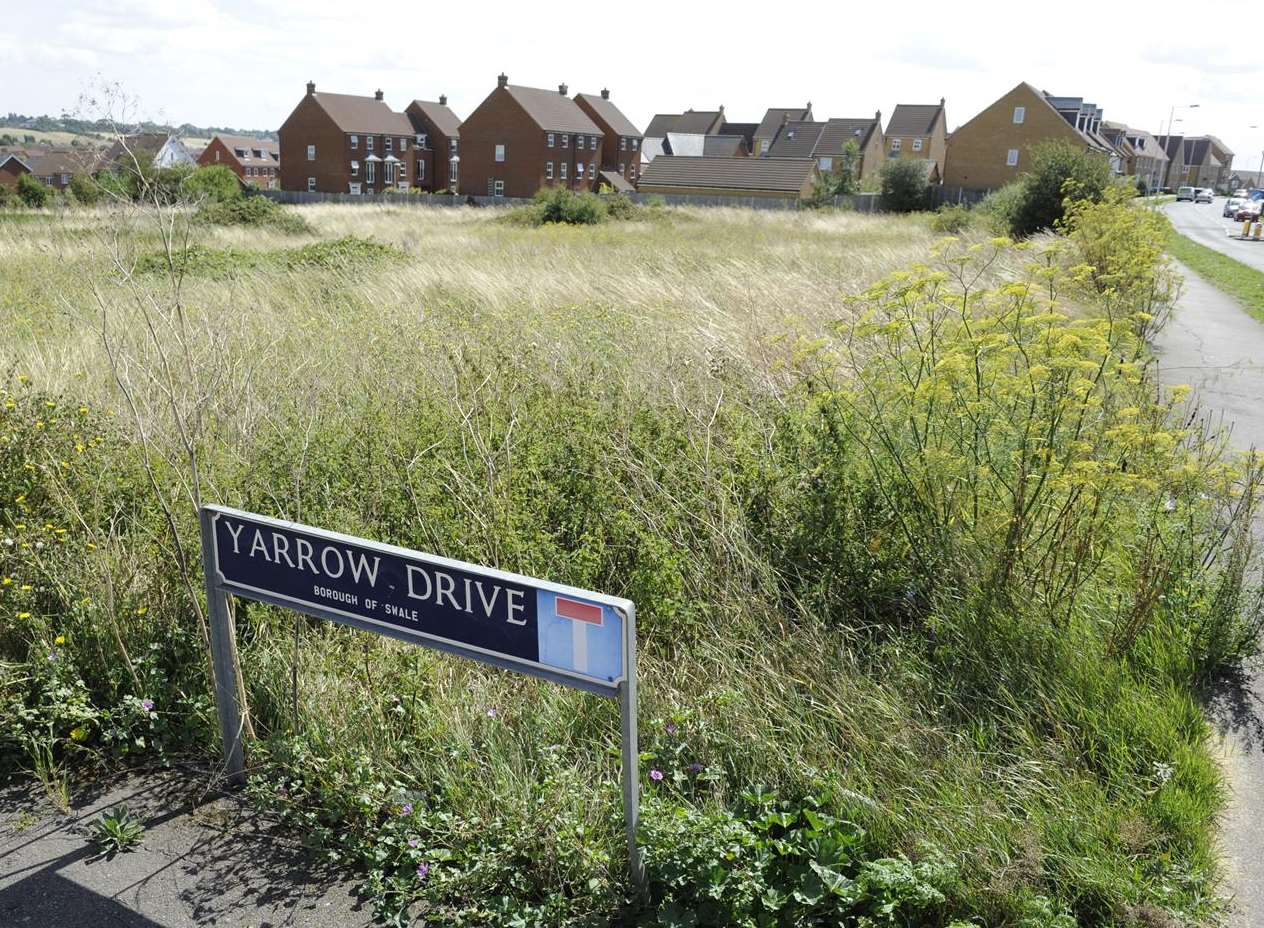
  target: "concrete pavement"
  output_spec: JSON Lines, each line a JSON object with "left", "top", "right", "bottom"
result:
{"left": 1154, "top": 261, "right": 1264, "bottom": 928}
{"left": 0, "top": 767, "right": 373, "bottom": 927}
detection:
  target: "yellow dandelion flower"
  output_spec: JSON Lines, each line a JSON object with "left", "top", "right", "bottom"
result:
{"left": 70, "top": 727, "right": 87, "bottom": 742}
{"left": 78, "top": 406, "right": 88, "bottom": 414}
{"left": 136, "top": 606, "right": 148, "bottom": 615}
{"left": 17, "top": 612, "right": 30, "bottom": 620}
{"left": 1, "top": 577, "right": 11, "bottom": 586}
{"left": 16, "top": 374, "right": 27, "bottom": 383}
{"left": 21, "top": 584, "right": 32, "bottom": 591}
{"left": 44, "top": 401, "right": 55, "bottom": 409}
{"left": 3, "top": 400, "right": 14, "bottom": 410}
{"left": 54, "top": 635, "right": 65, "bottom": 645}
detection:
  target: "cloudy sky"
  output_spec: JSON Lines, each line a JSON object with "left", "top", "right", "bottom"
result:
{"left": 4, "top": 0, "right": 1262, "bottom": 169}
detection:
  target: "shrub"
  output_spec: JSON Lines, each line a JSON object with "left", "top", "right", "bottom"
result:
{"left": 16, "top": 173, "right": 50, "bottom": 208}
{"left": 534, "top": 187, "right": 607, "bottom": 225}
{"left": 195, "top": 195, "right": 309, "bottom": 234}
{"left": 978, "top": 181, "right": 1028, "bottom": 235}
{"left": 182, "top": 165, "right": 241, "bottom": 204}
{"left": 604, "top": 193, "right": 641, "bottom": 220}
{"left": 880, "top": 159, "right": 932, "bottom": 212}
{"left": 929, "top": 203, "right": 972, "bottom": 234}
{"left": 68, "top": 173, "right": 99, "bottom": 206}
{"left": 815, "top": 140, "right": 862, "bottom": 198}
{"left": 997, "top": 139, "right": 1112, "bottom": 237}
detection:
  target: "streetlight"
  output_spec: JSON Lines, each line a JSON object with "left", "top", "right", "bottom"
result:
{"left": 1160, "top": 103, "right": 1199, "bottom": 188}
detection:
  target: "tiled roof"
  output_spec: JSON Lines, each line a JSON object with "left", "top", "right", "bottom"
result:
{"left": 598, "top": 170, "right": 635, "bottom": 193}
{"left": 214, "top": 134, "right": 280, "bottom": 160}
{"left": 755, "top": 106, "right": 811, "bottom": 140}
{"left": 1156, "top": 135, "right": 1186, "bottom": 160}
{"left": 312, "top": 92, "right": 413, "bottom": 135}
{"left": 886, "top": 103, "right": 942, "bottom": 137}
{"left": 0, "top": 153, "right": 31, "bottom": 171}
{"left": 576, "top": 93, "right": 640, "bottom": 138}
{"left": 408, "top": 100, "right": 462, "bottom": 138}
{"left": 644, "top": 110, "right": 723, "bottom": 137}
{"left": 1184, "top": 137, "right": 1214, "bottom": 167}
{"left": 30, "top": 150, "right": 84, "bottom": 175}
{"left": 718, "top": 122, "right": 757, "bottom": 149}
{"left": 704, "top": 135, "right": 745, "bottom": 157}
{"left": 665, "top": 133, "right": 747, "bottom": 157}
{"left": 505, "top": 85, "right": 601, "bottom": 134}
{"left": 815, "top": 118, "right": 880, "bottom": 154}
{"left": 766, "top": 121, "right": 825, "bottom": 158}
{"left": 639, "top": 155, "right": 816, "bottom": 193}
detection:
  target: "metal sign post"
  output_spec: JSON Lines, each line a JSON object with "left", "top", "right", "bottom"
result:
{"left": 198, "top": 505, "right": 644, "bottom": 889}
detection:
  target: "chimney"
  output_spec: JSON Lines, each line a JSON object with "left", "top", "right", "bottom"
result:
{"left": 306, "top": 80, "right": 315, "bottom": 95}
{"left": 719, "top": 104, "right": 725, "bottom": 113}
{"left": 439, "top": 94, "right": 447, "bottom": 106}
{"left": 601, "top": 88, "right": 610, "bottom": 100}
{"left": 374, "top": 89, "right": 384, "bottom": 101}
{"left": 875, "top": 110, "right": 881, "bottom": 122}
{"left": 497, "top": 72, "right": 508, "bottom": 89}
{"left": 558, "top": 82, "right": 568, "bottom": 96}
{"left": 939, "top": 96, "right": 945, "bottom": 106}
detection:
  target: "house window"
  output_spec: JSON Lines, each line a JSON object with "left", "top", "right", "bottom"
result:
{"left": 621, "top": 138, "right": 627, "bottom": 151}
{"left": 1013, "top": 106, "right": 1025, "bottom": 124}
{"left": 890, "top": 138, "right": 901, "bottom": 151}
{"left": 416, "top": 133, "right": 426, "bottom": 147}
{"left": 577, "top": 162, "right": 584, "bottom": 177}
{"left": 450, "top": 139, "right": 457, "bottom": 155}
{"left": 307, "top": 177, "right": 316, "bottom": 191}
{"left": 546, "top": 161, "right": 554, "bottom": 179}
{"left": 235, "top": 147, "right": 247, "bottom": 158}
{"left": 254, "top": 149, "right": 265, "bottom": 159}
{"left": 351, "top": 135, "right": 359, "bottom": 148}
{"left": 632, "top": 138, "right": 639, "bottom": 150}
{"left": 494, "top": 179, "right": 504, "bottom": 197}
{"left": 561, "top": 162, "right": 568, "bottom": 179}
{"left": 349, "top": 182, "right": 361, "bottom": 195}
{"left": 562, "top": 134, "right": 569, "bottom": 148}
{"left": 578, "top": 135, "right": 585, "bottom": 150}
{"left": 367, "top": 161, "right": 375, "bottom": 183}
{"left": 386, "top": 137, "right": 393, "bottom": 151}
{"left": 449, "top": 159, "right": 457, "bottom": 185}
{"left": 400, "top": 138, "right": 407, "bottom": 151}
{"left": 1006, "top": 148, "right": 1019, "bottom": 166}
{"left": 495, "top": 144, "right": 506, "bottom": 162}
{"left": 214, "top": 149, "right": 220, "bottom": 162}
{"left": 760, "top": 139, "right": 770, "bottom": 154}
{"left": 367, "top": 136, "right": 374, "bottom": 150}
{"left": 548, "top": 133, "right": 555, "bottom": 147}
{"left": 419, "top": 160, "right": 425, "bottom": 180}
{"left": 306, "top": 144, "right": 316, "bottom": 161}
{"left": 819, "top": 156, "right": 833, "bottom": 171}
{"left": 589, "top": 161, "right": 595, "bottom": 178}
{"left": 912, "top": 138, "right": 923, "bottom": 152}
{"left": 351, "top": 161, "right": 359, "bottom": 176}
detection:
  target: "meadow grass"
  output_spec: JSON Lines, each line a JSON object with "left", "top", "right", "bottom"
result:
{"left": 0, "top": 199, "right": 1259, "bottom": 926}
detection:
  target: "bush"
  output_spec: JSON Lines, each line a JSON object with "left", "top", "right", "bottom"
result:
{"left": 182, "top": 165, "right": 241, "bottom": 204}
{"left": 195, "top": 195, "right": 309, "bottom": 234}
{"left": 603, "top": 193, "right": 640, "bottom": 220}
{"left": 16, "top": 173, "right": 50, "bottom": 208}
{"left": 993, "top": 139, "right": 1112, "bottom": 237}
{"left": 536, "top": 187, "right": 607, "bottom": 225}
{"left": 880, "top": 159, "right": 932, "bottom": 212}
{"left": 68, "top": 174, "right": 99, "bottom": 206}
{"left": 929, "top": 203, "right": 972, "bottom": 234}
{"left": 978, "top": 181, "right": 1029, "bottom": 235}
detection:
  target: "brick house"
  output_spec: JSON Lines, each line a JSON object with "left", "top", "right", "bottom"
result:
{"left": 575, "top": 89, "right": 642, "bottom": 189}
{"left": 404, "top": 96, "right": 462, "bottom": 193}
{"left": 638, "top": 156, "right": 819, "bottom": 198}
{"left": 1165, "top": 136, "right": 1233, "bottom": 190}
{"left": 31, "top": 151, "right": 85, "bottom": 191}
{"left": 199, "top": 135, "right": 280, "bottom": 188}
{"left": 943, "top": 82, "right": 1112, "bottom": 191}
{"left": 458, "top": 74, "right": 605, "bottom": 198}
{"left": 279, "top": 82, "right": 417, "bottom": 194}
{"left": 884, "top": 100, "right": 947, "bottom": 178}
{"left": 1155, "top": 135, "right": 1190, "bottom": 190}
{"left": 0, "top": 153, "right": 31, "bottom": 189}
{"left": 767, "top": 115, "right": 884, "bottom": 181}
{"left": 752, "top": 105, "right": 812, "bottom": 157}
{"left": 1203, "top": 136, "right": 1234, "bottom": 189}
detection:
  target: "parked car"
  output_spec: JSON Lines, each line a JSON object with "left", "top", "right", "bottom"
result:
{"left": 1195, "top": 188, "right": 1214, "bottom": 203}
{"left": 1234, "top": 200, "right": 1261, "bottom": 221}
{"left": 1234, "top": 188, "right": 1249, "bottom": 198}
{"left": 1176, "top": 186, "right": 1196, "bottom": 201}
{"left": 1225, "top": 197, "right": 1242, "bottom": 217}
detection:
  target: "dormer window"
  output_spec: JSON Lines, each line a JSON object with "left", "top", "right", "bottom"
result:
{"left": 416, "top": 133, "right": 426, "bottom": 147}
{"left": 234, "top": 147, "right": 247, "bottom": 158}
{"left": 254, "top": 149, "right": 265, "bottom": 159}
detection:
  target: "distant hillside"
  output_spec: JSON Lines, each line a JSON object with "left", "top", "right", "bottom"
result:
{"left": 2, "top": 113, "right": 277, "bottom": 149}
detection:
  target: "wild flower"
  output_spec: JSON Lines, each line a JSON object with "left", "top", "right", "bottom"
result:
{"left": 649, "top": 769, "right": 664, "bottom": 782}
{"left": 400, "top": 802, "right": 413, "bottom": 815}
{"left": 141, "top": 698, "right": 155, "bottom": 711}
{"left": 47, "top": 650, "right": 58, "bottom": 662}
{"left": 416, "top": 862, "right": 430, "bottom": 880}
{"left": 54, "top": 635, "right": 65, "bottom": 645}
{"left": 687, "top": 762, "right": 704, "bottom": 774}
{"left": 408, "top": 837, "right": 420, "bottom": 848}
{"left": 70, "top": 727, "right": 88, "bottom": 742}
{"left": 486, "top": 707, "right": 498, "bottom": 718}
{"left": 665, "top": 722, "right": 677, "bottom": 735}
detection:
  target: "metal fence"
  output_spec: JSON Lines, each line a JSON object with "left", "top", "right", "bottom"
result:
{"left": 262, "top": 186, "right": 988, "bottom": 213}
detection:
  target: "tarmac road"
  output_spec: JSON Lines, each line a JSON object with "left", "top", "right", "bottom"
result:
{"left": 1152, "top": 231, "right": 1264, "bottom": 928}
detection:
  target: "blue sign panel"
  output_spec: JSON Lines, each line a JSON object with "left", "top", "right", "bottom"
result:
{"left": 205, "top": 506, "right": 629, "bottom": 695}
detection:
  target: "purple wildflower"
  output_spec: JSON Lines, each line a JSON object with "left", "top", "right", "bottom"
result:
{"left": 141, "top": 698, "right": 155, "bottom": 712}
{"left": 687, "top": 762, "right": 704, "bottom": 774}
{"left": 408, "top": 837, "right": 420, "bottom": 849}
{"left": 416, "top": 862, "right": 430, "bottom": 880}
{"left": 47, "top": 650, "right": 58, "bottom": 662}
{"left": 665, "top": 723, "right": 677, "bottom": 735}
{"left": 649, "top": 769, "right": 664, "bottom": 782}
{"left": 400, "top": 802, "right": 413, "bottom": 815}
{"left": 486, "top": 707, "right": 498, "bottom": 718}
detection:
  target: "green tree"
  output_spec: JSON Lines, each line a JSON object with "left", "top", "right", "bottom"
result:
{"left": 1009, "top": 139, "right": 1111, "bottom": 236}
{"left": 16, "top": 173, "right": 50, "bottom": 207}
{"left": 68, "top": 173, "right": 100, "bottom": 206}
{"left": 880, "top": 159, "right": 932, "bottom": 212}
{"left": 182, "top": 165, "right": 241, "bottom": 204}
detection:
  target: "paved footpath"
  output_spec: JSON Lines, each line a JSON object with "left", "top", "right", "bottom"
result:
{"left": 1153, "top": 234, "right": 1264, "bottom": 927}
{"left": 0, "top": 767, "right": 374, "bottom": 927}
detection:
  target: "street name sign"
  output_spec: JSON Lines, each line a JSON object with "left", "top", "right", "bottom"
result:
{"left": 198, "top": 505, "right": 643, "bottom": 886}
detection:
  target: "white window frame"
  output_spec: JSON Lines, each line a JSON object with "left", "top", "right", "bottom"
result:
{"left": 577, "top": 162, "right": 584, "bottom": 177}
{"left": 307, "top": 177, "right": 316, "bottom": 191}
{"left": 912, "top": 138, "right": 924, "bottom": 152}
{"left": 590, "top": 136, "right": 597, "bottom": 149}
{"left": 620, "top": 138, "right": 627, "bottom": 151}
{"left": 366, "top": 161, "right": 375, "bottom": 183}
{"left": 561, "top": 134, "right": 569, "bottom": 148}
{"left": 760, "top": 139, "right": 770, "bottom": 154}
{"left": 589, "top": 160, "right": 595, "bottom": 178}
{"left": 400, "top": 138, "right": 408, "bottom": 151}
{"left": 367, "top": 136, "right": 374, "bottom": 150}
{"left": 214, "top": 149, "right": 220, "bottom": 162}
{"left": 578, "top": 135, "right": 585, "bottom": 150}
{"left": 449, "top": 159, "right": 457, "bottom": 185}
{"left": 450, "top": 139, "right": 457, "bottom": 155}
{"left": 494, "top": 179, "right": 505, "bottom": 197}
{"left": 548, "top": 132, "right": 555, "bottom": 147}
{"left": 416, "top": 133, "right": 426, "bottom": 147}
{"left": 546, "top": 161, "right": 554, "bottom": 179}
{"left": 349, "top": 182, "right": 361, "bottom": 195}
{"left": 632, "top": 138, "right": 639, "bottom": 151}
{"left": 351, "top": 160, "right": 359, "bottom": 176}
{"left": 306, "top": 144, "right": 316, "bottom": 161}
{"left": 1006, "top": 148, "right": 1020, "bottom": 167}
{"left": 890, "top": 138, "right": 902, "bottom": 151}
{"left": 560, "top": 161, "right": 568, "bottom": 179}
{"left": 419, "top": 160, "right": 425, "bottom": 180}
{"left": 351, "top": 135, "right": 359, "bottom": 148}
{"left": 495, "top": 144, "right": 506, "bottom": 163}
{"left": 1013, "top": 106, "right": 1025, "bottom": 124}
{"left": 819, "top": 156, "right": 833, "bottom": 171}
{"left": 386, "top": 137, "right": 393, "bottom": 151}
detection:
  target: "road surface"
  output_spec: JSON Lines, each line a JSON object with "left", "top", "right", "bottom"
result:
{"left": 1154, "top": 210, "right": 1264, "bottom": 927}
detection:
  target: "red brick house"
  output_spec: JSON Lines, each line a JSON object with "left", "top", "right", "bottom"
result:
{"left": 458, "top": 74, "right": 605, "bottom": 198}
{"left": 278, "top": 82, "right": 417, "bottom": 195}
{"left": 575, "top": 89, "right": 642, "bottom": 189}
{"left": 31, "top": 151, "right": 86, "bottom": 191}
{"left": 404, "top": 96, "right": 462, "bottom": 193}
{"left": 199, "top": 135, "right": 280, "bottom": 189}
{"left": 0, "top": 153, "right": 31, "bottom": 190}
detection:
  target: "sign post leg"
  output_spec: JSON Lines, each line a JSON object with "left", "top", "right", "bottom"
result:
{"left": 619, "top": 605, "right": 646, "bottom": 898}
{"left": 199, "top": 508, "right": 246, "bottom": 787}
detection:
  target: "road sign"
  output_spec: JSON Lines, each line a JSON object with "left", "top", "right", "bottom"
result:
{"left": 198, "top": 505, "right": 643, "bottom": 888}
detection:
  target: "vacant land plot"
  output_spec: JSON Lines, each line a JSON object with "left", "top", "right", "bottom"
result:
{"left": 1, "top": 200, "right": 1260, "bottom": 927}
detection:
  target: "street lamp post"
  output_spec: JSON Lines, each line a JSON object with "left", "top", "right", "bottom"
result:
{"left": 1160, "top": 103, "right": 1199, "bottom": 188}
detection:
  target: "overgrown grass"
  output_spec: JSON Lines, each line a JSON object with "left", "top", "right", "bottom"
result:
{"left": 1166, "top": 228, "right": 1264, "bottom": 322}
{"left": 0, "top": 198, "right": 1259, "bottom": 926}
